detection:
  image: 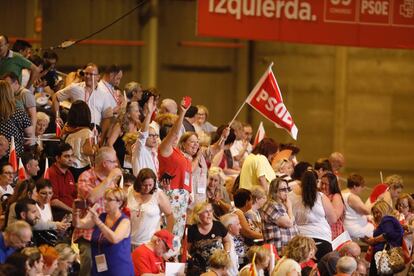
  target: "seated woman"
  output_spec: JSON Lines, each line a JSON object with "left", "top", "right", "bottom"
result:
{"left": 362, "top": 200, "right": 404, "bottom": 276}
{"left": 54, "top": 243, "right": 78, "bottom": 276}
{"left": 366, "top": 174, "right": 404, "bottom": 210}
{"left": 272, "top": 235, "right": 316, "bottom": 276}
{"left": 396, "top": 193, "right": 414, "bottom": 223}
{"left": 200, "top": 249, "right": 231, "bottom": 276}
{"left": 320, "top": 172, "right": 345, "bottom": 240}
{"left": 289, "top": 170, "right": 336, "bottom": 261}
{"left": 238, "top": 245, "right": 271, "bottom": 276}
{"left": 127, "top": 168, "right": 174, "bottom": 250}
{"left": 39, "top": 244, "right": 59, "bottom": 276}
{"left": 74, "top": 187, "right": 134, "bottom": 276}
{"left": 21, "top": 247, "right": 45, "bottom": 276}
{"left": 187, "top": 202, "right": 231, "bottom": 275}
{"left": 206, "top": 167, "right": 231, "bottom": 218}
{"left": 233, "top": 189, "right": 263, "bottom": 266}
{"left": 341, "top": 174, "right": 374, "bottom": 239}
{"left": 33, "top": 179, "right": 71, "bottom": 246}
{"left": 261, "top": 178, "right": 297, "bottom": 254}
{"left": 245, "top": 186, "right": 267, "bottom": 233}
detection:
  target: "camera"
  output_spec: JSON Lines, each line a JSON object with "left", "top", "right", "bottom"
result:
{"left": 138, "top": 88, "right": 159, "bottom": 108}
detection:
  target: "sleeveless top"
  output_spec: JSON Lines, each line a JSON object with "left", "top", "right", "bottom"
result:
{"left": 91, "top": 213, "right": 134, "bottom": 276}
{"left": 328, "top": 194, "right": 345, "bottom": 240}
{"left": 289, "top": 191, "right": 332, "bottom": 242}
{"left": 342, "top": 191, "right": 369, "bottom": 226}
{"left": 127, "top": 188, "right": 161, "bottom": 246}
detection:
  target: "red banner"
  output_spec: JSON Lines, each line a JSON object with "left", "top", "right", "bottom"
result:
{"left": 246, "top": 64, "right": 298, "bottom": 140}
{"left": 197, "top": 0, "right": 414, "bottom": 49}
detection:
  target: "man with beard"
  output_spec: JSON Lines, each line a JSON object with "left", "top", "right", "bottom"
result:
{"left": 15, "top": 198, "right": 40, "bottom": 227}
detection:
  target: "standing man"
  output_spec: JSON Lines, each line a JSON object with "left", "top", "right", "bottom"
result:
{"left": 0, "top": 35, "right": 40, "bottom": 88}
{"left": 72, "top": 147, "right": 122, "bottom": 276}
{"left": 52, "top": 63, "right": 114, "bottom": 134}
{"left": 98, "top": 65, "right": 123, "bottom": 114}
{"left": 49, "top": 143, "right": 76, "bottom": 220}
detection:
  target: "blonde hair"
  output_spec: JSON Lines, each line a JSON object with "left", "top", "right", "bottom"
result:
{"left": 190, "top": 202, "right": 212, "bottom": 225}
{"left": 104, "top": 187, "right": 127, "bottom": 208}
{"left": 209, "top": 249, "right": 231, "bottom": 269}
{"left": 0, "top": 80, "right": 16, "bottom": 122}
{"left": 196, "top": 105, "right": 209, "bottom": 118}
{"left": 36, "top": 112, "right": 50, "bottom": 124}
{"left": 372, "top": 200, "right": 394, "bottom": 218}
{"left": 208, "top": 167, "right": 226, "bottom": 186}
{"left": 118, "top": 101, "right": 140, "bottom": 133}
{"left": 283, "top": 235, "right": 316, "bottom": 263}
{"left": 273, "top": 158, "right": 289, "bottom": 172}
{"left": 251, "top": 186, "right": 266, "bottom": 202}
{"left": 246, "top": 246, "right": 270, "bottom": 267}
{"left": 155, "top": 113, "right": 178, "bottom": 126}
{"left": 385, "top": 174, "right": 403, "bottom": 189}
{"left": 21, "top": 247, "right": 42, "bottom": 267}
{"left": 54, "top": 243, "right": 76, "bottom": 261}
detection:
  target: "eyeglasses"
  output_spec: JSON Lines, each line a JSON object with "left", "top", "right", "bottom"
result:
{"left": 278, "top": 188, "right": 289, "bottom": 193}
{"left": 83, "top": 72, "right": 99, "bottom": 76}
{"left": 105, "top": 198, "right": 118, "bottom": 202}
{"left": 399, "top": 204, "right": 409, "bottom": 208}
{"left": 148, "top": 134, "right": 159, "bottom": 138}
{"left": 2, "top": 172, "right": 15, "bottom": 175}
{"left": 105, "top": 160, "right": 118, "bottom": 164}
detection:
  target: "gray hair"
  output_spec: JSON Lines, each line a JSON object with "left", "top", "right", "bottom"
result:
{"left": 336, "top": 256, "right": 357, "bottom": 274}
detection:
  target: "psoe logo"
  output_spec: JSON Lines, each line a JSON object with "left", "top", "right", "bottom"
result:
{"left": 208, "top": 0, "right": 317, "bottom": 21}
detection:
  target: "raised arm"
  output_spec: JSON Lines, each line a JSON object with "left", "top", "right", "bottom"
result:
{"left": 158, "top": 98, "right": 189, "bottom": 157}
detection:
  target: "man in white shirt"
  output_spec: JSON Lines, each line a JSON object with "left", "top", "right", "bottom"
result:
{"left": 52, "top": 63, "right": 113, "bottom": 129}
{"left": 98, "top": 65, "right": 123, "bottom": 114}
{"left": 132, "top": 96, "right": 159, "bottom": 176}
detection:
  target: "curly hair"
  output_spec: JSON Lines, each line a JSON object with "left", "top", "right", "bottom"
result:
{"left": 283, "top": 235, "right": 316, "bottom": 263}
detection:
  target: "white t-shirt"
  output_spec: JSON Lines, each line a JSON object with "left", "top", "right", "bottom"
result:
{"left": 37, "top": 203, "right": 53, "bottom": 223}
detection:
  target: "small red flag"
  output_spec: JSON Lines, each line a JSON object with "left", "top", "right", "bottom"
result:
{"left": 18, "top": 158, "right": 27, "bottom": 181}
{"left": 8, "top": 136, "right": 17, "bottom": 172}
{"left": 253, "top": 122, "right": 265, "bottom": 147}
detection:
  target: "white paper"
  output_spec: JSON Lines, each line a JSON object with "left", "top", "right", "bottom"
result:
{"left": 165, "top": 262, "right": 185, "bottom": 276}
{"left": 331, "top": 231, "right": 351, "bottom": 250}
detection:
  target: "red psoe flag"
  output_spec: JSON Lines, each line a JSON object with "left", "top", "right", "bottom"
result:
{"left": 253, "top": 121, "right": 265, "bottom": 147}
{"left": 44, "top": 158, "right": 50, "bottom": 179}
{"left": 8, "top": 136, "right": 17, "bottom": 172}
{"left": 18, "top": 158, "right": 27, "bottom": 181}
{"left": 246, "top": 64, "right": 298, "bottom": 140}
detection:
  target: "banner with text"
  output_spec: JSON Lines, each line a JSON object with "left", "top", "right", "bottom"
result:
{"left": 197, "top": 0, "right": 414, "bottom": 49}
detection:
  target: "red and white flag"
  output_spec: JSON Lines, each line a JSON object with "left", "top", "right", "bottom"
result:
{"left": 253, "top": 121, "right": 265, "bottom": 147}
{"left": 44, "top": 158, "right": 50, "bottom": 179}
{"left": 8, "top": 136, "right": 17, "bottom": 172}
{"left": 18, "top": 158, "right": 27, "bottom": 181}
{"left": 246, "top": 64, "right": 298, "bottom": 140}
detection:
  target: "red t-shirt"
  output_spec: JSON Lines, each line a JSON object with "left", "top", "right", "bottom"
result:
{"left": 132, "top": 244, "right": 164, "bottom": 275}
{"left": 158, "top": 147, "right": 192, "bottom": 193}
{"left": 49, "top": 163, "right": 76, "bottom": 207}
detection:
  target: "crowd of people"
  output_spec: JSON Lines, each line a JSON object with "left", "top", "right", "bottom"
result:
{"left": 0, "top": 34, "right": 413, "bottom": 276}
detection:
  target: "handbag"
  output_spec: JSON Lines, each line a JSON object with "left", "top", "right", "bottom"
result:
{"left": 374, "top": 244, "right": 405, "bottom": 275}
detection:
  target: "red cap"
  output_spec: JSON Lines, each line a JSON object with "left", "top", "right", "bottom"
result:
{"left": 154, "top": 229, "right": 174, "bottom": 250}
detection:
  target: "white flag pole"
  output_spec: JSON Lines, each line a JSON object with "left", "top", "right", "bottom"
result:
{"left": 380, "top": 171, "right": 384, "bottom": 183}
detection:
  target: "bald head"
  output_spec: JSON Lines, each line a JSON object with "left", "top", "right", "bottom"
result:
{"left": 339, "top": 241, "right": 361, "bottom": 258}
